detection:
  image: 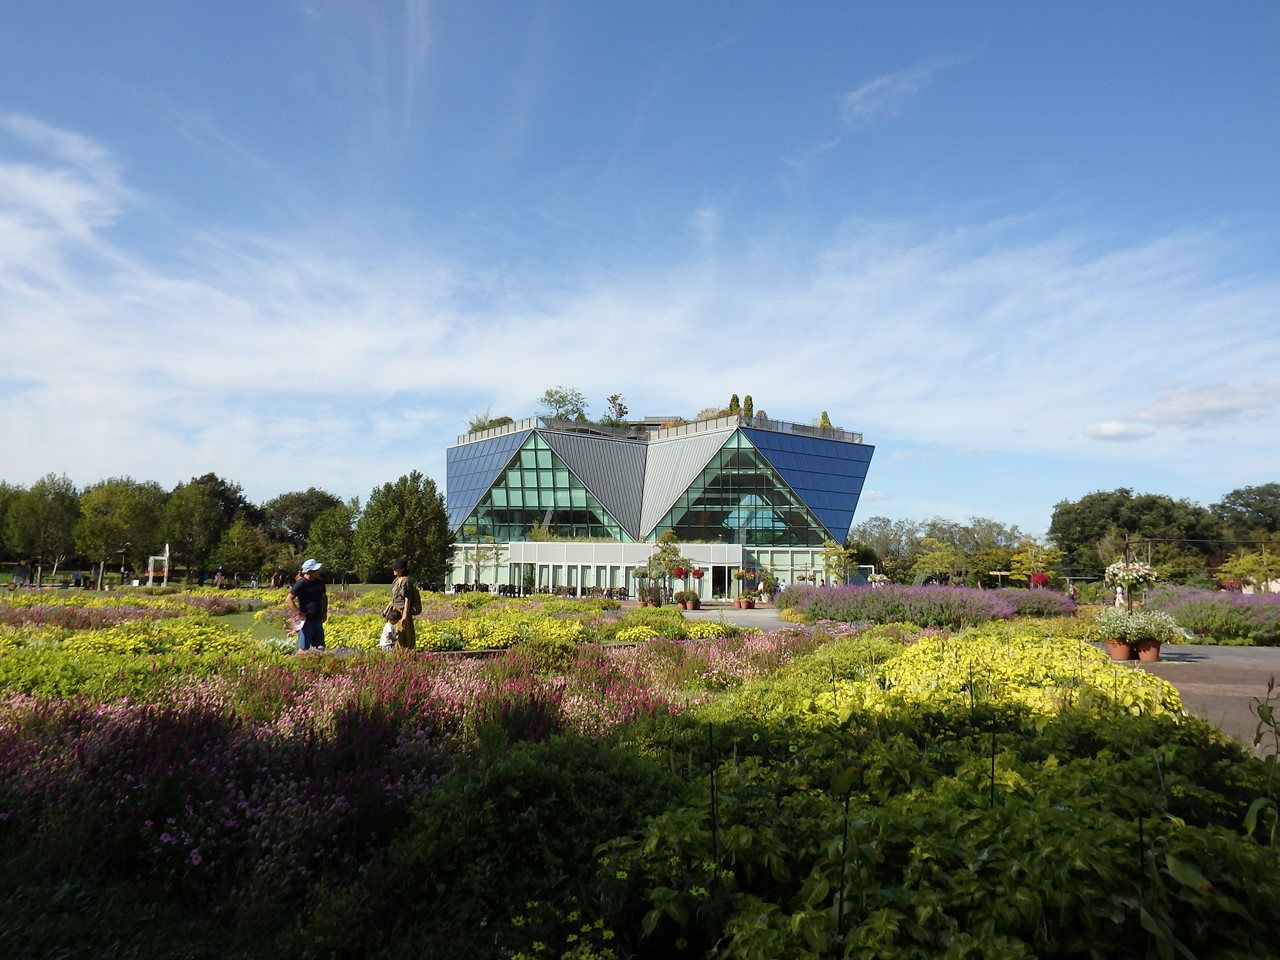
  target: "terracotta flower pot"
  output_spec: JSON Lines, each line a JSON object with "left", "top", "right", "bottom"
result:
{"left": 1104, "top": 639, "right": 1135, "bottom": 661}
{"left": 1134, "top": 639, "right": 1162, "bottom": 662}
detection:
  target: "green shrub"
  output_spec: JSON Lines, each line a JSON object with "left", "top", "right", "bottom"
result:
{"left": 308, "top": 735, "right": 685, "bottom": 958}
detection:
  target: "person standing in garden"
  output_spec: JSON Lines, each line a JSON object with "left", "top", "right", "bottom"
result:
{"left": 387, "top": 557, "right": 419, "bottom": 650}
{"left": 288, "top": 558, "right": 328, "bottom": 651}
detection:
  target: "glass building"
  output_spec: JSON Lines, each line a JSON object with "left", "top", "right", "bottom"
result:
{"left": 445, "top": 413, "right": 874, "bottom": 596}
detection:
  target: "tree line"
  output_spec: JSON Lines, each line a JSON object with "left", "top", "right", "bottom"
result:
{"left": 0, "top": 471, "right": 451, "bottom": 587}
{"left": 848, "top": 483, "right": 1280, "bottom": 591}
{"left": 6, "top": 462, "right": 1276, "bottom": 594}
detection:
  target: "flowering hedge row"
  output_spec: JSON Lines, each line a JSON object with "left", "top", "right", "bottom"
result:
{"left": 993, "top": 586, "right": 1077, "bottom": 617}
{"left": 1146, "top": 585, "right": 1280, "bottom": 646}
{"left": 777, "top": 583, "right": 1018, "bottom": 628}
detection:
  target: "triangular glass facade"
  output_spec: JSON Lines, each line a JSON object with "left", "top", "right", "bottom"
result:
{"left": 445, "top": 428, "right": 530, "bottom": 530}
{"left": 742, "top": 426, "right": 872, "bottom": 542}
{"left": 647, "top": 431, "right": 833, "bottom": 545}
{"left": 460, "top": 433, "right": 627, "bottom": 541}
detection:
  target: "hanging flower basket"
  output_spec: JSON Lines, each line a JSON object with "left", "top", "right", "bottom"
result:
{"left": 692, "top": 568, "right": 704, "bottom": 580}
{"left": 672, "top": 566, "right": 688, "bottom": 581}
{"left": 1103, "top": 561, "right": 1157, "bottom": 591}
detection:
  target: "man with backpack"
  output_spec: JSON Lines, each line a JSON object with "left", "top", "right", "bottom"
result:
{"left": 387, "top": 558, "right": 421, "bottom": 651}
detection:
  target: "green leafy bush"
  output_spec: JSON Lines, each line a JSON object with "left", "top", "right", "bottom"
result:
{"left": 323, "top": 735, "right": 685, "bottom": 958}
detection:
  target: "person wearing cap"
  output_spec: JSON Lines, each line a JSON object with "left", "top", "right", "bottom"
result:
{"left": 388, "top": 558, "right": 418, "bottom": 650}
{"left": 288, "top": 558, "right": 328, "bottom": 651}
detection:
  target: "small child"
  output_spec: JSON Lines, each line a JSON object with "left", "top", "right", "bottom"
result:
{"left": 379, "top": 610, "right": 399, "bottom": 651}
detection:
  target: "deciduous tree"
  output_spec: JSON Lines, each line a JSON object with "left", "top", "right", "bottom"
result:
{"left": 1009, "top": 536, "right": 1064, "bottom": 587}
{"left": 910, "top": 537, "right": 965, "bottom": 583}
{"left": 74, "top": 478, "right": 166, "bottom": 582}
{"left": 161, "top": 481, "right": 224, "bottom": 578}
{"left": 211, "top": 516, "right": 272, "bottom": 578}
{"left": 6, "top": 473, "right": 79, "bottom": 581}
{"left": 821, "top": 539, "right": 857, "bottom": 583}
{"left": 190, "top": 472, "right": 260, "bottom": 529}
{"left": 1213, "top": 483, "right": 1280, "bottom": 536}
{"left": 0, "top": 481, "right": 23, "bottom": 557}
{"left": 306, "top": 499, "right": 359, "bottom": 583}
{"left": 355, "top": 472, "right": 451, "bottom": 583}
{"left": 1049, "top": 488, "right": 1217, "bottom": 581}
{"left": 261, "top": 488, "right": 342, "bottom": 550}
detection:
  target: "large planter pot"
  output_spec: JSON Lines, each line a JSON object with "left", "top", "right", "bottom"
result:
{"left": 1104, "top": 639, "right": 1135, "bottom": 661}
{"left": 687, "top": 599, "right": 700, "bottom": 610}
{"left": 1134, "top": 639, "right": 1162, "bottom": 662}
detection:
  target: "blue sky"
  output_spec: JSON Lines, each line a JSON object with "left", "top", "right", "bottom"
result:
{"left": 2, "top": 1, "right": 1277, "bottom": 536}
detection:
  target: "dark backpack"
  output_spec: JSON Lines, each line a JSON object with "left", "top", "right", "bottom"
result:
{"left": 407, "top": 580, "right": 423, "bottom": 616}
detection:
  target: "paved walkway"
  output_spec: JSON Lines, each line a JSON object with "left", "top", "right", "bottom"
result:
{"left": 1135, "top": 646, "right": 1279, "bottom": 750}
{"left": 679, "top": 604, "right": 1280, "bottom": 752}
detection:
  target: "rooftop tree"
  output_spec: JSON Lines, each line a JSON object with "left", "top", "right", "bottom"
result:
{"left": 538, "top": 386, "right": 588, "bottom": 422}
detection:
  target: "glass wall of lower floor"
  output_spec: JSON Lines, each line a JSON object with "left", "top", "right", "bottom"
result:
{"left": 447, "top": 543, "right": 830, "bottom": 598}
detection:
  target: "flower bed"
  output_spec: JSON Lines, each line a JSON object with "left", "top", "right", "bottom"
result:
{"left": 1, "top": 609, "right": 1276, "bottom": 959}
{"left": 994, "top": 586, "right": 1077, "bottom": 617}
{"left": 1147, "top": 584, "right": 1280, "bottom": 646}
{"left": 778, "top": 582, "right": 1018, "bottom": 628}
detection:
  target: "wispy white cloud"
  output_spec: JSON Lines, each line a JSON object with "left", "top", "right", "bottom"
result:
{"left": 837, "top": 61, "right": 951, "bottom": 131}
{"left": 1130, "top": 380, "right": 1280, "bottom": 428}
{"left": 1082, "top": 422, "right": 1156, "bottom": 442}
{"left": 0, "top": 113, "right": 134, "bottom": 254}
{"left": 293, "top": 0, "right": 438, "bottom": 148}
{"left": 2, "top": 116, "right": 1278, "bottom": 513}
{"left": 891, "top": 444, "right": 987, "bottom": 461}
